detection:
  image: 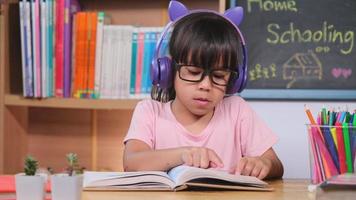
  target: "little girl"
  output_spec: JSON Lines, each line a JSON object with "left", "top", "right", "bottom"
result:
{"left": 123, "top": 1, "right": 283, "bottom": 180}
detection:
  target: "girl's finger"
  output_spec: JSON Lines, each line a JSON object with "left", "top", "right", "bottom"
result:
{"left": 258, "top": 167, "right": 269, "bottom": 180}
{"left": 236, "top": 158, "right": 247, "bottom": 174}
{"left": 192, "top": 152, "right": 201, "bottom": 167}
{"left": 208, "top": 150, "right": 224, "bottom": 168}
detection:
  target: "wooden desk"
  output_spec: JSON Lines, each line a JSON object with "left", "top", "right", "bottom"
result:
{"left": 81, "top": 179, "right": 316, "bottom": 200}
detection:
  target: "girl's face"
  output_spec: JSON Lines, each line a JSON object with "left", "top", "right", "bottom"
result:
{"left": 173, "top": 64, "right": 228, "bottom": 117}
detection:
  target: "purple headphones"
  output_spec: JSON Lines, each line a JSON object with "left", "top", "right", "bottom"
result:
{"left": 151, "top": 0, "right": 248, "bottom": 94}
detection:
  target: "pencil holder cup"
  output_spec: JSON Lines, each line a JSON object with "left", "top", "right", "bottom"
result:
{"left": 306, "top": 124, "right": 356, "bottom": 184}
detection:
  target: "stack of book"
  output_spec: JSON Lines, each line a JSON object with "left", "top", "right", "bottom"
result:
{"left": 19, "top": 0, "right": 163, "bottom": 99}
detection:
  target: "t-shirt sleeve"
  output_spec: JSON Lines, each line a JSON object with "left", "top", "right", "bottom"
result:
{"left": 236, "top": 99, "right": 278, "bottom": 157}
{"left": 123, "top": 100, "right": 155, "bottom": 148}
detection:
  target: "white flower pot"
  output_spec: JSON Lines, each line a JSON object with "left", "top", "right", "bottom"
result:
{"left": 15, "top": 173, "right": 47, "bottom": 200}
{"left": 51, "top": 173, "right": 83, "bottom": 200}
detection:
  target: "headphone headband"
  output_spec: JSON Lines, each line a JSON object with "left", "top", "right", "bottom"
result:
{"left": 151, "top": 0, "right": 248, "bottom": 94}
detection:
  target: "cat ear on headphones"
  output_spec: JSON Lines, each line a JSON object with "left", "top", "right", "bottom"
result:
{"left": 223, "top": 6, "right": 244, "bottom": 26}
{"left": 168, "top": 0, "right": 189, "bottom": 22}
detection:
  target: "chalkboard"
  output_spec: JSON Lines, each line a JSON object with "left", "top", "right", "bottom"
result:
{"left": 238, "top": 0, "right": 356, "bottom": 99}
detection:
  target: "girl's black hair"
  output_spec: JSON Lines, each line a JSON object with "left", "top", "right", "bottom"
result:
{"left": 151, "top": 12, "right": 241, "bottom": 102}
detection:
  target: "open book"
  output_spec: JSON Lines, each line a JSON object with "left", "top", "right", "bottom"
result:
{"left": 83, "top": 165, "right": 272, "bottom": 191}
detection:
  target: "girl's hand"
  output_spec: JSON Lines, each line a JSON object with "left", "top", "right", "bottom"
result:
{"left": 181, "top": 147, "right": 224, "bottom": 169}
{"left": 235, "top": 156, "right": 272, "bottom": 180}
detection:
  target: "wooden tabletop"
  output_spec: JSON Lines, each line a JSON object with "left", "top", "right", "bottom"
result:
{"left": 81, "top": 179, "right": 316, "bottom": 200}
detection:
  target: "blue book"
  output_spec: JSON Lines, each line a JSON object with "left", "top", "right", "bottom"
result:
{"left": 47, "top": 0, "right": 54, "bottom": 96}
{"left": 146, "top": 30, "right": 157, "bottom": 94}
{"left": 130, "top": 28, "right": 138, "bottom": 95}
{"left": 20, "top": 1, "right": 34, "bottom": 97}
{"left": 141, "top": 29, "right": 151, "bottom": 94}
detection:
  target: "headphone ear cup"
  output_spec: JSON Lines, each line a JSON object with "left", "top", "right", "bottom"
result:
{"left": 238, "top": 64, "right": 248, "bottom": 93}
{"left": 151, "top": 57, "right": 160, "bottom": 86}
{"left": 156, "top": 57, "right": 173, "bottom": 89}
{"left": 227, "top": 68, "right": 240, "bottom": 94}
{"left": 227, "top": 63, "right": 247, "bottom": 94}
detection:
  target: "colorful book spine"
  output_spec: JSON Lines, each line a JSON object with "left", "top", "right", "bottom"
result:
{"left": 141, "top": 28, "right": 151, "bottom": 94}
{"left": 93, "top": 12, "right": 105, "bottom": 99}
{"left": 47, "top": 0, "right": 54, "bottom": 96}
{"left": 111, "top": 26, "right": 121, "bottom": 99}
{"left": 55, "top": 0, "right": 64, "bottom": 97}
{"left": 63, "top": 0, "right": 80, "bottom": 98}
{"left": 40, "top": 0, "right": 48, "bottom": 97}
{"left": 31, "top": 0, "right": 41, "bottom": 97}
{"left": 86, "top": 12, "right": 97, "bottom": 98}
{"left": 24, "top": 0, "right": 34, "bottom": 97}
{"left": 121, "top": 26, "right": 133, "bottom": 98}
{"left": 19, "top": 1, "right": 28, "bottom": 97}
{"left": 35, "top": 0, "right": 41, "bottom": 97}
{"left": 72, "top": 12, "right": 87, "bottom": 98}
{"left": 99, "top": 25, "right": 113, "bottom": 99}
{"left": 70, "top": 13, "right": 77, "bottom": 97}
{"left": 135, "top": 29, "right": 144, "bottom": 95}
{"left": 146, "top": 28, "right": 160, "bottom": 94}
{"left": 129, "top": 27, "right": 138, "bottom": 96}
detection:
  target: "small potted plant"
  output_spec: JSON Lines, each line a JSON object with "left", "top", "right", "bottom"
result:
{"left": 15, "top": 155, "right": 47, "bottom": 200}
{"left": 51, "top": 153, "right": 85, "bottom": 200}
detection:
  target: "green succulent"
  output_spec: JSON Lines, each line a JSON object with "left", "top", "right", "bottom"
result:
{"left": 66, "top": 153, "right": 84, "bottom": 176}
{"left": 24, "top": 155, "right": 38, "bottom": 176}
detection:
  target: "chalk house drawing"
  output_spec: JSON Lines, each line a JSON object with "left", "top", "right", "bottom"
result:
{"left": 283, "top": 50, "right": 322, "bottom": 88}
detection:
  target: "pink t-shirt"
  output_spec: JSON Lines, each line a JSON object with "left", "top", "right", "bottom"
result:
{"left": 124, "top": 96, "right": 278, "bottom": 173}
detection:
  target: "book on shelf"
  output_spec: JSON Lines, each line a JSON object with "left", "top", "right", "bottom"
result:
{"left": 83, "top": 165, "right": 272, "bottom": 191}
{"left": 32, "top": 0, "right": 41, "bottom": 98}
{"left": 63, "top": 0, "right": 81, "bottom": 98}
{"left": 316, "top": 173, "right": 356, "bottom": 200}
{"left": 17, "top": 0, "right": 165, "bottom": 99}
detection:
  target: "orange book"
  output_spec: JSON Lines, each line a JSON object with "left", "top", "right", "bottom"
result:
{"left": 73, "top": 12, "right": 88, "bottom": 98}
{"left": 81, "top": 12, "right": 89, "bottom": 98}
{"left": 70, "top": 13, "right": 78, "bottom": 96}
{"left": 72, "top": 12, "right": 81, "bottom": 97}
{"left": 87, "top": 12, "right": 97, "bottom": 98}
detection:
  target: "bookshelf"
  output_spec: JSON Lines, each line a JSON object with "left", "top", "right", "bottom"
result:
{"left": 4, "top": 94, "right": 141, "bottom": 109}
{"left": 0, "top": 0, "right": 226, "bottom": 174}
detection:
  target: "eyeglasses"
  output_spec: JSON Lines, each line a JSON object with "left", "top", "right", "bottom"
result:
{"left": 175, "top": 64, "right": 238, "bottom": 86}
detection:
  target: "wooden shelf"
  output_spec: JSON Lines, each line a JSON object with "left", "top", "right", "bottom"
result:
{"left": 4, "top": 94, "right": 142, "bottom": 109}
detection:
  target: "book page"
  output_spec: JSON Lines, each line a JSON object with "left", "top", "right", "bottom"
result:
{"left": 168, "top": 166, "right": 268, "bottom": 188}
{"left": 83, "top": 171, "right": 175, "bottom": 189}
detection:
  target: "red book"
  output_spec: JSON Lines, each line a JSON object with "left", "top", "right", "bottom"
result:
{"left": 55, "top": 0, "right": 65, "bottom": 97}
